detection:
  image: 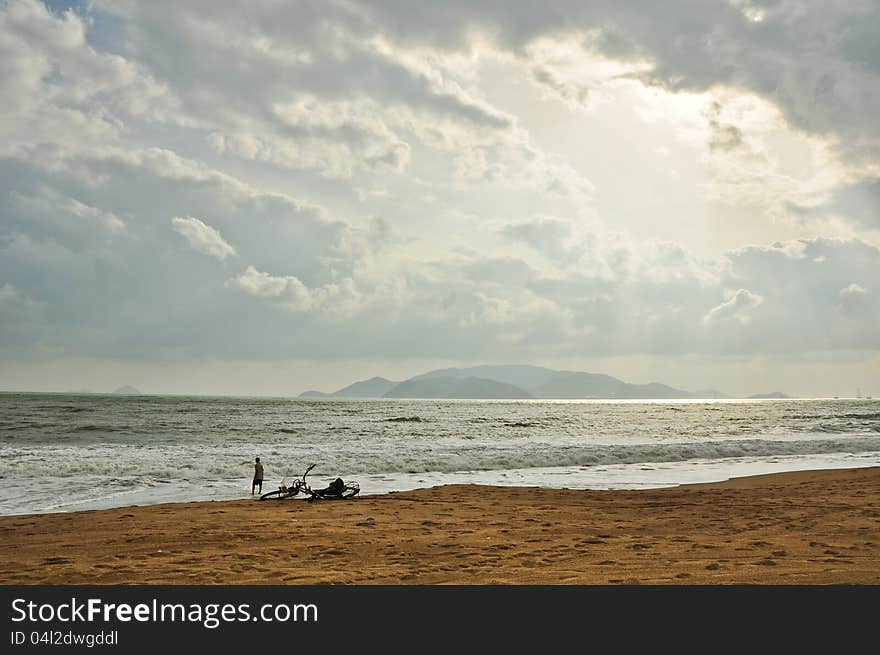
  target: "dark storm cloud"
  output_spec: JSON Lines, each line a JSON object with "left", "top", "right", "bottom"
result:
{"left": 360, "top": 1, "right": 880, "bottom": 161}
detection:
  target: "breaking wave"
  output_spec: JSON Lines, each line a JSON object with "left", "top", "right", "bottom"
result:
{"left": 3, "top": 435, "right": 878, "bottom": 480}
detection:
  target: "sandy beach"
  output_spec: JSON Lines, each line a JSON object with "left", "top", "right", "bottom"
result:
{"left": 0, "top": 467, "right": 877, "bottom": 584}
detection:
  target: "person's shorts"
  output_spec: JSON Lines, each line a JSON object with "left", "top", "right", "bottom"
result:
{"left": 253, "top": 478, "right": 263, "bottom": 484}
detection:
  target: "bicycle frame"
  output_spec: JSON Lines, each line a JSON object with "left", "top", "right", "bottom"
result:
{"left": 259, "top": 463, "right": 359, "bottom": 501}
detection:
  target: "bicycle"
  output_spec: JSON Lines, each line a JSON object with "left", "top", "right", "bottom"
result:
{"left": 258, "top": 463, "right": 316, "bottom": 500}
{"left": 309, "top": 475, "right": 360, "bottom": 501}
{"left": 258, "top": 464, "right": 360, "bottom": 501}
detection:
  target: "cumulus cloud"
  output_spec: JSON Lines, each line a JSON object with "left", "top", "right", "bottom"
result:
{"left": 703, "top": 289, "right": 764, "bottom": 325}
{"left": 172, "top": 216, "right": 236, "bottom": 261}
{"left": 230, "top": 266, "right": 311, "bottom": 307}
{"left": 229, "top": 265, "right": 367, "bottom": 318}
{"left": 501, "top": 218, "right": 581, "bottom": 263}
{"left": 0, "top": 0, "right": 183, "bottom": 152}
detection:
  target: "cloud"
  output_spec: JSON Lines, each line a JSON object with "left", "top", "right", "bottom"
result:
{"left": 83, "top": 0, "right": 516, "bottom": 179}
{"left": 5, "top": 184, "right": 127, "bottom": 245}
{"left": 716, "top": 238, "right": 880, "bottom": 351}
{"left": 523, "top": 36, "right": 652, "bottom": 110}
{"left": 64, "top": 197, "right": 127, "bottom": 233}
{"left": 172, "top": 216, "right": 236, "bottom": 261}
{"left": 706, "top": 100, "right": 744, "bottom": 152}
{"left": 206, "top": 97, "right": 413, "bottom": 178}
{"left": 229, "top": 266, "right": 313, "bottom": 310}
{"left": 840, "top": 283, "right": 866, "bottom": 297}
{"left": 823, "top": 178, "right": 880, "bottom": 229}
{"left": 501, "top": 218, "right": 580, "bottom": 263}
{"left": 0, "top": 0, "right": 183, "bottom": 153}
{"left": 703, "top": 288, "right": 764, "bottom": 325}
{"left": 363, "top": 2, "right": 880, "bottom": 160}
{"left": 0, "top": 141, "right": 364, "bottom": 357}
{"left": 355, "top": 1, "right": 880, "bottom": 231}
{"left": 229, "top": 265, "right": 368, "bottom": 318}
{"left": 1, "top": 0, "right": 879, "bottom": 385}
{"left": 2, "top": 139, "right": 879, "bottom": 361}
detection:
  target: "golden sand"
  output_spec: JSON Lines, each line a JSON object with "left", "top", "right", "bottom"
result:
{"left": 1, "top": 467, "right": 877, "bottom": 584}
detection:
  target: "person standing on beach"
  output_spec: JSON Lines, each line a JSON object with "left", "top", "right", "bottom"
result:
{"left": 252, "top": 457, "right": 264, "bottom": 495}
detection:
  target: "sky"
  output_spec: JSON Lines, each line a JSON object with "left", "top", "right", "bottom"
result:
{"left": 1, "top": 0, "right": 879, "bottom": 397}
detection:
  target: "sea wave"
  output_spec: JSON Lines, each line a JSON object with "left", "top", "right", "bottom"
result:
{"left": 2, "top": 435, "right": 878, "bottom": 480}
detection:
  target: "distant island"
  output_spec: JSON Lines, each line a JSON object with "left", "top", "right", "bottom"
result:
{"left": 298, "top": 365, "right": 756, "bottom": 400}
{"left": 112, "top": 385, "right": 142, "bottom": 395}
{"left": 747, "top": 391, "right": 790, "bottom": 399}
{"left": 300, "top": 377, "right": 397, "bottom": 398}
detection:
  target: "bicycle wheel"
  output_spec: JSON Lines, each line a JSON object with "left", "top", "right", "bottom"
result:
{"left": 259, "top": 488, "right": 291, "bottom": 501}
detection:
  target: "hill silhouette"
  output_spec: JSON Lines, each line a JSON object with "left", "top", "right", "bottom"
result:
{"left": 747, "top": 391, "right": 791, "bottom": 399}
{"left": 384, "top": 376, "right": 533, "bottom": 399}
{"left": 298, "top": 365, "right": 738, "bottom": 399}
{"left": 112, "top": 385, "right": 142, "bottom": 395}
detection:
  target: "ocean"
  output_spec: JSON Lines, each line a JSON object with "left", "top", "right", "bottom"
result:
{"left": 1, "top": 393, "right": 878, "bottom": 515}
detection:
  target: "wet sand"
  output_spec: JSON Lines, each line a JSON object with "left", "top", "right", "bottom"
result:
{"left": 0, "top": 467, "right": 877, "bottom": 584}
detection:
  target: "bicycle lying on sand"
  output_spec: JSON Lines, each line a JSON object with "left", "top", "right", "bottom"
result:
{"left": 258, "top": 464, "right": 360, "bottom": 501}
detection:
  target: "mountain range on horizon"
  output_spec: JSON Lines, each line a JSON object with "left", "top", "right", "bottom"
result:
{"left": 299, "top": 365, "right": 790, "bottom": 400}
{"left": 112, "top": 385, "right": 142, "bottom": 395}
